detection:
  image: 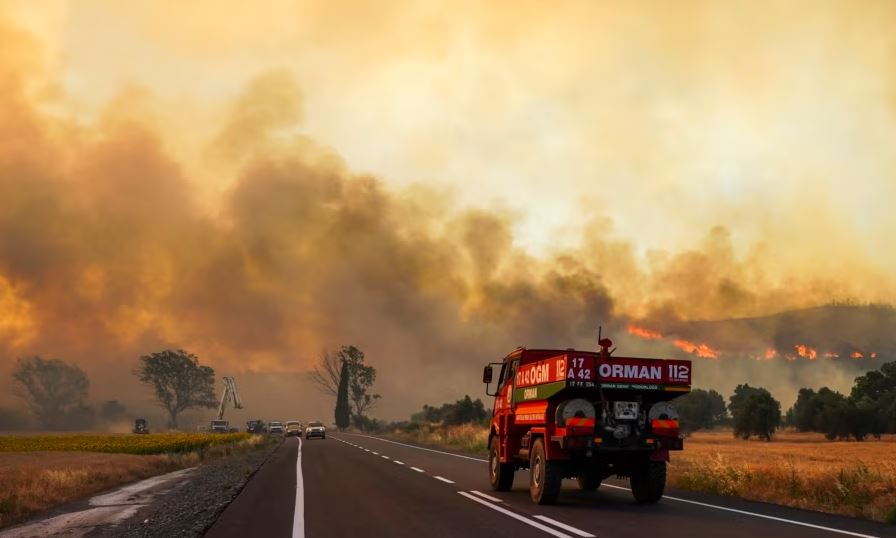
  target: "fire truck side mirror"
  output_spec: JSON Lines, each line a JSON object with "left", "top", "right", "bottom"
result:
{"left": 482, "top": 365, "right": 493, "bottom": 384}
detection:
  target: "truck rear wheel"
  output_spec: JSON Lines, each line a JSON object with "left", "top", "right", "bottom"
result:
{"left": 630, "top": 460, "right": 666, "bottom": 503}
{"left": 489, "top": 437, "right": 514, "bottom": 491}
{"left": 529, "top": 438, "right": 561, "bottom": 505}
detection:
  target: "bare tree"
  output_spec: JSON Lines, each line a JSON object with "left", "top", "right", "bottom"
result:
{"left": 309, "top": 349, "right": 340, "bottom": 396}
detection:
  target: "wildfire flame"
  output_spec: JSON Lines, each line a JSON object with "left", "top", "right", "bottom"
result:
{"left": 673, "top": 339, "right": 719, "bottom": 359}
{"left": 824, "top": 352, "right": 839, "bottom": 358}
{"left": 851, "top": 351, "right": 863, "bottom": 359}
{"left": 764, "top": 348, "right": 777, "bottom": 360}
{"left": 626, "top": 324, "right": 663, "bottom": 340}
{"left": 794, "top": 344, "right": 817, "bottom": 360}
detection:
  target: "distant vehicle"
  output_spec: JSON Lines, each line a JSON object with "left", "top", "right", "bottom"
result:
{"left": 246, "top": 419, "right": 267, "bottom": 434}
{"left": 305, "top": 421, "right": 326, "bottom": 440}
{"left": 285, "top": 421, "right": 303, "bottom": 437}
{"left": 211, "top": 419, "right": 229, "bottom": 433}
{"left": 269, "top": 421, "right": 284, "bottom": 434}
{"left": 132, "top": 418, "right": 149, "bottom": 434}
{"left": 210, "top": 376, "right": 244, "bottom": 433}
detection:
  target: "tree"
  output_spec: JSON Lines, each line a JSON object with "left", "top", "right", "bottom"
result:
{"left": 335, "top": 360, "right": 350, "bottom": 431}
{"left": 675, "top": 388, "right": 727, "bottom": 432}
{"left": 136, "top": 349, "right": 217, "bottom": 429}
{"left": 311, "top": 346, "right": 380, "bottom": 422}
{"left": 729, "top": 384, "right": 781, "bottom": 441}
{"left": 12, "top": 356, "right": 91, "bottom": 429}
{"left": 411, "top": 395, "right": 488, "bottom": 426}
{"left": 309, "top": 349, "right": 341, "bottom": 396}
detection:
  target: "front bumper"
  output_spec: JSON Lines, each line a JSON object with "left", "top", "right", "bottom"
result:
{"left": 306, "top": 430, "right": 325, "bottom": 437}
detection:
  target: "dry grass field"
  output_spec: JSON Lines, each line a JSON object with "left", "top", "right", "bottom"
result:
{"left": 389, "top": 425, "right": 896, "bottom": 523}
{"left": 0, "top": 433, "right": 265, "bottom": 529}
{"left": 673, "top": 431, "right": 896, "bottom": 523}
{"left": 0, "top": 451, "right": 188, "bottom": 528}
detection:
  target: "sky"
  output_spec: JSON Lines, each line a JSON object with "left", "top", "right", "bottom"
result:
{"left": 1, "top": 1, "right": 895, "bottom": 422}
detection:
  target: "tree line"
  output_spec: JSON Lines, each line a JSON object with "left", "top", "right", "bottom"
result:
{"left": 677, "top": 361, "right": 896, "bottom": 441}
{"left": 6, "top": 344, "right": 383, "bottom": 432}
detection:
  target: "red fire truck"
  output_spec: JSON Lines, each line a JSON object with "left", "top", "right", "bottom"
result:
{"left": 482, "top": 338, "right": 691, "bottom": 504}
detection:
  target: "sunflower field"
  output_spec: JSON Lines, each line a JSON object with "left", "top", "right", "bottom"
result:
{"left": 0, "top": 432, "right": 251, "bottom": 455}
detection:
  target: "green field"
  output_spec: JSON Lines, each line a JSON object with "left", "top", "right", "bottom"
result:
{"left": 0, "top": 432, "right": 251, "bottom": 455}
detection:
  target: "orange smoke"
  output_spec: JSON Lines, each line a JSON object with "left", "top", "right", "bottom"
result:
{"left": 673, "top": 339, "right": 719, "bottom": 359}
{"left": 794, "top": 344, "right": 817, "bottom": 360}
{"left": 627, "top": 324, "right": 663, "bottom": 340}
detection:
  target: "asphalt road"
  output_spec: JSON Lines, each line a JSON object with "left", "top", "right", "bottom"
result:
{"left": 206, "top": 434, "right": 896, "bottom": 538}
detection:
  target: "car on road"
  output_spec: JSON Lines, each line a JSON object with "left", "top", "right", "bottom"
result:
{"left": 305, "top": 421, "right": 326, "bottom": 439}
{"left": 285, "top": 421, "right": 303, "bottom": 437}
{"left": 268, "top": 421, "right": 284, "bottom": 435}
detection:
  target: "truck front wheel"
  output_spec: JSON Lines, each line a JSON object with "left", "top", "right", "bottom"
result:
{"left": 529, "top": 438, "right": 562, "bottom": 505}
{"left": 630, "top": 460, "right": 666, "bottom": 503}
{"left": 489, "top": 437, "right": 514, "bottom": 491}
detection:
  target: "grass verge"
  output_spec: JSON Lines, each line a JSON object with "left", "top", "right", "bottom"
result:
{"left": 0, "top": 434, "right": 268, "bottom": 529}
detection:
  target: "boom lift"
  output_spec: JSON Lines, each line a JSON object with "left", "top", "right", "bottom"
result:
{"left": 210, "top": 376, "right": 244, "bottom": 433}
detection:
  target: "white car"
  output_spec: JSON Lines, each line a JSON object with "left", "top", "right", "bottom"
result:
{"left": 268, "top": 421, "right": 284, "bottom": 435}
{"left": 305, "top": 421, "right": 326, "bottom": 439}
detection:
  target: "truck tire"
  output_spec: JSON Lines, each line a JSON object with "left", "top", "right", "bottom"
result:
{"left": 529, "top": 438, "right": 561, "bottom": 505}
{"left": 630, "top": 460, "right": 666, "bottom": 503}
{"left": 489, "top": 437, "right": 514, "bottom": 491}
{"left": 576, "top": 468, "right": 601, "bottom": 491}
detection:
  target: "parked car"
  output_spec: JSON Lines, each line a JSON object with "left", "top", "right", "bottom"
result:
{"left": 268, "top": 421, "right": 284, "bottom": 435}
{"left": 285, "top": 421, "right": 303, "bottom": 437}
{"left": 305, "top": 421, "right": 326, "bottom": 440}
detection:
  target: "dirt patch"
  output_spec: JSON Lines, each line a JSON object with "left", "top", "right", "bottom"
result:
{"left": 92, "top": 437, "right": 280, "bottom": 538}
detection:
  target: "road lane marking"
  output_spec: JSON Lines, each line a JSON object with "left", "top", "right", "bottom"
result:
{"left": 469, "top": 490, "right": 503, "bottom": 503}
{"left": 364, "top": 449, "right": 370, "bottom": 452}
{"left": 458, "top": 492, "right": 573, "bottom": 538}
{"left": 533, "top": 515, "right": 595, "bottom": 537}
{"left": 292, "top": 437, "right": 304, "bottom": 538}
{"left": 394, "top": 460, "right": 405, "bottom": 465}
{"left": 411, "top": 467, "right": 425, "bottom": 473}
{"left": 339, "top": 434, "right": 487, "bottom": 462}
{"left": 372, "top": 451, "right": 379, "bottom": 455}
{"left": 433, "top": 476, "right": 455, "bottom": 484}
{"left": 600, "top": 484, "right": 880, "bottom": 538}
{"left": 381, "top": 455, "right": 390, "bottom": 459}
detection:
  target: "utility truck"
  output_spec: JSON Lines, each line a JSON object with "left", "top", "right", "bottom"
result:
{"left": 211, "top": 376, "right": 243, "bottom": 433}
{"left": 482, "top": 337, "right": 690, "bottom": 505}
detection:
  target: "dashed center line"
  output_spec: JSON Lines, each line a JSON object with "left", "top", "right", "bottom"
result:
{"left": 393, "top": 460, "right": 405, "bottom": 465}
{"left": 410, "top": 467, "right": 425, "bottom": 473}
{"left": 433, "top": 476, "right": 455, "bottom": 484}
{"left": 458, "top": 492, "right": 573, "bottom": 538}
{"left": 533, "top": 515, "right": 596, "bottom": 537}
{"left": 381, "top": 455, "right": 390, "bottom": 459}
{"left": 468, "top": 490, "right": 502, "bottom": 503}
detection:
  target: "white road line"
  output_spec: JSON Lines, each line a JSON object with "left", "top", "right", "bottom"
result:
{"left": 292, "top": 437, "right": 304, "bottom": 538}
{"left": 394, "top": 460, "right": 405, "bottom": 465}
{"left": 433, "top": 476, "right": 455, "bottom": 484}
{"left": 381, "top": 455, "right": 390, "bottom": 459}
{"left": 410, "top": 467, "right": 425, "bottom": 473}
{"left": 458, "top": 492, "right": 574, "bottom": 538}
{"left": 468, "top": 490, "right": 503, "bottom": 503}
{"left": 364, "top": 449, "right": 370, "bottom": 452}
{"left": 340, "top": 433, "right": 487, "bottom": 462}
{"left": 600, "top": 484, "right": 880, "bottom": 538}
{"left": 533, "top": 515, "right": 596, "bottom": 537}
{"left": 372, "top": 451, "right": 379, "bottom": 455}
